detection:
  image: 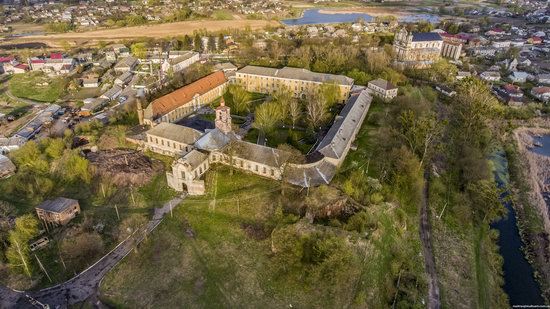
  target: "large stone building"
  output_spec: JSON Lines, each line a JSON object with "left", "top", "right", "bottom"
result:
{"left": 142, "top": 71, "right": 227, "bottom": 126}
{"left": 236, "top": 66, "right": 353, "bottom": 103}
{"left": 164, "top": 90, "right": 373, "bottom": 195}
{"left": 393, "top": 29, "right": 443, "bottom": 67}
{"left": 145, "top": 122, "right": 202, "bottom": 156}
{"left": 367, "top": 78, "right": 398, "bottom": 101}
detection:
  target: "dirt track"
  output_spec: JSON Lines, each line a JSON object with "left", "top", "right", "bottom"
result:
{"left": 2, "top": 20, "right": 280, "bottom": 47}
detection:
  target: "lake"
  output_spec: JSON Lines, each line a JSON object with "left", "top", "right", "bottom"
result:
{"left": 491, "top": 150, "right": 545, "bottom": 307}
{"left": 281, "top": 9, "right": 439, "bottom": 26}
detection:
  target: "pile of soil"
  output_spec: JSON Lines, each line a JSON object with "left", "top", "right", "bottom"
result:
{"left": 86, "top": 149, "right": 164, "bottom": 186}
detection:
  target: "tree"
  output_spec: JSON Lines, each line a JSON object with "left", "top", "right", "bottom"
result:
{"left": 60, "top": 231, "right": 104, "bottom": 270}
{"left": 193, "top": 34, "right": 203, "bottom": 52}
{"left": 288, "top": 99, "right": 301, "bottom": 129}
{"left": 254, "top": 101, "right": 283, "bottom": 134}
{"left": 319, "top": 83, "right": 341, "bottom": 108}
{"left": 273, "top": 85, "right": 293, "bottom": 117}
{"left": 429, "top": 59, "right": 458, "bottom": 83}
{"left": 207, "top": 36, "right": 217, "bottom": 52}
{"left": 6, "top": 215, "right": 39, "bottom": 277}
{"left": 306, "top": 95, "right": 328, "bottom": 130}
{"left": 43, "top": 138, "right": 65, "bottom": 159}
{"left": 182, "top": 35, "right": 193, "bottom": 50}
{"left": 397, "top": 111, "right": 443, "bottom": 168}
{"left": 228, "top": 84, "right": 251, "bottom": 114}
{"left": 366, "top": 50, "right": 390, "bottom": 74}
{"left": 218, "top": 33, "right": 227, "bottom": 51}
{"left": 131, "top": 42, "right": 147, "bottom": 59}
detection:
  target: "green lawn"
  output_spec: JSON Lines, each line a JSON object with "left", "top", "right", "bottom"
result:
{"left": 100, "top": 167, "right": 372, "bottom": 308}
{"left": 9, "top": 72, "right": 67, "bottom": 102}
{"left": 212, "top": 10, "right": 234, "bottom": 20}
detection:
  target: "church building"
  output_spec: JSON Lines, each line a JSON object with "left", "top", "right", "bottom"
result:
{"left": 393, "top": 29, "right": 443, "bottom": 68}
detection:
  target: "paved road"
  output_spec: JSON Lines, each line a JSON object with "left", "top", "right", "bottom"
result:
{"left": 0, "top": 195, "right": 185, "bottom": 309}
{"left": 420, "top": 170, "right": 441, "bottom": 309}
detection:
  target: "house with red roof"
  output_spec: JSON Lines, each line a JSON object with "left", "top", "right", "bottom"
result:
{"left": 13, "top": 64, "right": 29, "bottom": 74}
{"left": 531, "top": 87, "right": 550, "bottom": 102}
{"left": 528, "top": 37, "right": 543, "bottom": 45}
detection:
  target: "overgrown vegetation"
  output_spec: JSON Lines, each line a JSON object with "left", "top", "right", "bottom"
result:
{"left": 9, "top": 72, "right": 67, "bottom": 102}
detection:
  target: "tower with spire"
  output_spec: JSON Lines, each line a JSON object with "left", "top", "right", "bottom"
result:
{"left": 215, "top": 97, "right": 232, "bottom": 134}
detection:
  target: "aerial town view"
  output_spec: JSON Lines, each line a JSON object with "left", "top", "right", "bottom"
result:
{"left": 0, "top": 0, "right": 550, "bottom": 308}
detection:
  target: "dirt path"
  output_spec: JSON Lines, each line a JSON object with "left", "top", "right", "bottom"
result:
{"left": 420, "top": 170, "right": 441, "bottom": 309}
{"left": 0, "top": 195, "right": 186, "bottom": 309}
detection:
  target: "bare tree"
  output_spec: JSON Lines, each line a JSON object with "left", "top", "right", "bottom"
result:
{"left": 288, "top": 99, "right": 301, "bottom": 129}
{"left": 306, "top": 95, "right": 327, "bottom": 131}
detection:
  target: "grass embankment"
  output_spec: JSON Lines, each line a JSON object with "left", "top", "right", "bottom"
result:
{"left": 504, "top": 139, "right": 550, "bottom": 301}
{"left": 9, "top": 72, "right": 67, "bottom": 103}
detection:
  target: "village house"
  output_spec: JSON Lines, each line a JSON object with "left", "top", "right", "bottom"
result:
{"left": 35, "top": 197, "right": 80, "bottom": 226}
{"left": 457, "top": 71, "right": 472, "bottom": 80}
{"left": 12, "top": 64, "right": 29, "bottom": 74}
{"left": 531, "top": 86, "right": 550, "bottom": 102}
{"left": 142, "top": 71, "right": 227, "bottom": 126}
{"left": 114, "top": 56, "right": 138, "bottom": 73}
{"left": 509, "top": 71, "right": 530, "bottom": 83}
{"left": 0, "top": 154, "right": 16, "bottom": 179}
{"left": 82, "top": 77, "right": 99, "bottom": 88}
{"left": 100, "top": 85, "right": 123, "bottom": 101}
{"left": 495, "top": 84, "right": 524, "bottom": 105}
{"left": 393, "top": 29, "right": 443, "bottom": 68}
{"left": 114, "top": 71, "right": 133, "bottom": 86}
{"left": 145, "top": 122, "right": 203, "bottom": 156}
{"left": 236, "top": 66, "right": 353, "bottom": 102}
{"left": 367, "top": 78, "right": 398, "bottom": 100}
{"left": 80, "top": 97, "right": 109, "bottom": 117}
{"left": 480, "top": 71, "right": 501, "bottom": 82}
{"left": 164, "top": 51, "right": 199, "bottom": 73}
{"left": 537, "top": 74, "right": 550, "bottom": 84}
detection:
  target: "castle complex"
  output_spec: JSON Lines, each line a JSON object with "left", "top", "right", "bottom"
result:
{"left": 137, "top": 66, "right": 374, "bottom": 195}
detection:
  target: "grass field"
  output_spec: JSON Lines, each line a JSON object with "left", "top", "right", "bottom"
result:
{"left": 7, "top": 20, "right": 279, "bottom": 46}
{"left": 9, "top": 72, "right": 67, "bottom": 103}
{"left": 100, "top": 166, "right": 380, "bottom": 308}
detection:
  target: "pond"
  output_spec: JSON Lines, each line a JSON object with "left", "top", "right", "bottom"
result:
{"left": 281, "top": 9, "right": 439, "bottom": 26}
{"left": 491, "top": 150, "right": 545, "bottom": 306}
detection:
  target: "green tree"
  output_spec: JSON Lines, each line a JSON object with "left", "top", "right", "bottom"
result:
{"left": 218, "top": 33, "right": 227, "bottom": 51}
{"left": 397, "top": 111, "right": 444, "bottom": 168}
{"left": 131, "top": 42, "right": 147, "bottom": 59}
{"left": 319, "top": 83, "right": 341, "bottom": 107}
{"left": 193, "top": 34, "right": 203, "bottom": 52}
{"left": 228, "top": 84, "right": 251, "bottom": 114}
{"left": 182, "top": 35, "right": 193, "bottom": 50}
{"left": 207, "top": 36, "right": 217, "bottom": 52}
{"left": 43, "top": 138, "right": 65, "bottom": 159}
{"left": 6, "top": 215, "right": 39, "bottom": 277}
{"left": 125, "top": 14, "right": 147, "bottom": 26}
{"left": 254, "top": 101, "right": 283, "bottom": 134}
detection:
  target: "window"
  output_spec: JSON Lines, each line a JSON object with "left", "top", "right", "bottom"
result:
{"left": 161, "top": 139, "right": 164, "bottom": 146}
{"left": 263, "top": 167, "right": 266, "bottom": 174}
{"left": 181, "top": 171, "right": 185, "bottom": 180}
{"left": 271, "top": 169, "right": 275, "bottom": 176}
{"left": 255, "top": 165, "right": 258, "bottom": 172}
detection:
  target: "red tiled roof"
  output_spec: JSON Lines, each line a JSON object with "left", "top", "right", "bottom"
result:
{"left": 0, "top": 56, "right": 14, "bottom": 63}
{"left": 533, "top": 87, "right": 550, "bottom": 94}
{"left": 31, "top": 59, "right": 46, "bottom": 63}
{"left": 14, "top": 64, "right": 28, "bottom": 70}
{"left": 50, "top": 53, "right": 63, "bottom": 59}
{"left": 151, "top": 71, "right": 226, "bottom": 117}
{"left": 504, "top": 84, "right": 521, "bottom": 94}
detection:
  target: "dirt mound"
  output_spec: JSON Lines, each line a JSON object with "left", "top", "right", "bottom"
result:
{"left": 86, "top": 149, "right": 164, "bottom": 186}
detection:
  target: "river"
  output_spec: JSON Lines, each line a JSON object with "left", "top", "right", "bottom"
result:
{"left": 491, "top": 150, "right": 545, "bottom": 306}
{"left": 281, "top": 9, "right": 439, "bottom": 26}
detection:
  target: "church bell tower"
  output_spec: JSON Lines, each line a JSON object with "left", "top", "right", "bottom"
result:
{"left": 215, "top": 98, "right": 232, "bottom": 134}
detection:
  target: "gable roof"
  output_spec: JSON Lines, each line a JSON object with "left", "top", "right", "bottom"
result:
{"left": 317, "top": 90, "right": 372, "bottom": 159}
{"left": 238, "top": 66, "right": 354, "bottom": 86}
{"left": 149, "top": 71, "right": 226, "bottom": 117}
{"left": 368, "top": 78, "right": 397, "bottom": 91}
{"left": 412, "top": 32, "right": 443, "bottom": 42}
{"left": 36, "top": 197, "right": 78, "bottom": 213}
{"left": 146, "top": 122, "right": 203, "bottom": 145}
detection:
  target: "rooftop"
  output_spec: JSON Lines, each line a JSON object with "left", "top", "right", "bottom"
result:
{"left": 146, "top": 122, "right": 203, "bottom": 145}
{"left": 238, "top": 66, "right": 354, "bottom": 86}
{"left": 412, "top": 32, "right": 443, "bottom": 42}
{"left": 149, "top": 71, "right": 226, "bottom": 117}
{"left": 36, "top": 197, "right": 79, "bottom": 213}
{"left": 368, "top": 78, "right": 397, "bottom": 91}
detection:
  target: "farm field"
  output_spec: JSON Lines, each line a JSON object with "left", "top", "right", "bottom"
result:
{"left": 3, "top": 19, "right": 280, "bottom": 47}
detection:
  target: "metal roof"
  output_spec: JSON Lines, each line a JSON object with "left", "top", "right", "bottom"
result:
{"left": 412, "top": 32, "right": 443, "bottom": 42}
{"left": 36, "top": 197, "right": 79, "bottom": 213}
{"left": 238, "top": 66, "right": 354, "bottom": 86}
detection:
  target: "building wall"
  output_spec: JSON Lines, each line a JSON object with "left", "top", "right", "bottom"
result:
{"left": 441, "top": 42, "right": 462, "bottom": 61}
{"left": 145, "top": 133, "right": 194, "bottom": 156}
{"left": 367, "top": 84, "right": 398, "bottom": 100}
{"left": 36, "top": 204, "right": 80, "bottom": 226}
{"left": 236, "top": 73, "right": 351, "bottom": 103}
{"left": 172, "top": 53, "right": 200, "bottom": 73}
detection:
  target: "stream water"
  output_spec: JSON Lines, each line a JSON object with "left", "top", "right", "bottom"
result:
{"left": 491, "top": 150, "right": 545, "bottom": 306}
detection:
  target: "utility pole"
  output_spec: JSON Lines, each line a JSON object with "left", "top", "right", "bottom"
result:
{"left": 115, "top": 204, "right": 120, "bottom": 221}
{"left": 35, "top": 254, "right": 52, "bottom": 283}
{"left": 170, "top": 201, "right": 173, "bottom": 218}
